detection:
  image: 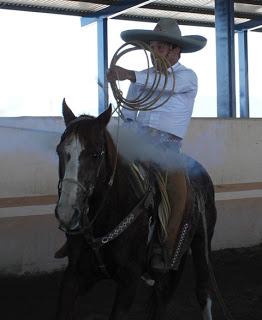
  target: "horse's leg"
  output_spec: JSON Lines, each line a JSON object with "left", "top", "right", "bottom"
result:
{"left": 56, "top": 265, "right": 81, "bottom": 320}
{"left": 56, "top": 235, "right": 85, "bottom": 320}
{"left": 109, "top": 277, "right": 156, "bottom": 320}
{"left": 152, "top": 254, "right": 188, "bottom": 320}
{"left": 108, "top": 281, "right": 138, "bottom": 320}
{"left": 191, "top": 219, "right": 214, "bottom": 320}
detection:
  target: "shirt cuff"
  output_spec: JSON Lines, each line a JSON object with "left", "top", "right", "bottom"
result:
{"left": 135, "top": 70, "right": 146, "bottom": 85}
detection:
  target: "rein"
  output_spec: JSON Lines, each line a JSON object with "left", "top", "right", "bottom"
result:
{"left": 86, "top": 185, "right": 152, "bottom": 248}
{"left": 81, "top": 134, "right": 118, "bottom": 231}
{"left": 83, "top": 183, "right": 153, "bottom": 278}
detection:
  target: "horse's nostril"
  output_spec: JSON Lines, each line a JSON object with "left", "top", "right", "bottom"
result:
{"left": 70, "top": 208, "right": 81, "bottom": 230}
{"left": 74, "top": 208, "right": 81, "bottom": 219}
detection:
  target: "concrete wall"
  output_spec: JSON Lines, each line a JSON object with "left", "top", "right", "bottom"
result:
{"left": 184, "top": 118, "right": 262, "bottom": 250}
{"left": 184, "top": 118, "right": 262, "bottom": 185}
{"left": 0, "top": 117, "right": 261, "bottom": 274}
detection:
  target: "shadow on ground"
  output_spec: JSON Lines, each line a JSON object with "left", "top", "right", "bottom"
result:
{"left": 1, "top": 245, "right": 261, "bottom": 320}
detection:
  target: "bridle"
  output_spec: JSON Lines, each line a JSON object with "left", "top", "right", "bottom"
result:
{"left": 59, "top": 178, "right": 88, "bottom": 194}
{"left": 57, "top": 146, "right": 107, "bottom": 234}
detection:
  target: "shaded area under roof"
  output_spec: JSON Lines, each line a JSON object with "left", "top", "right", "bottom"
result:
{"left": 0, "top": 0, "right": 261, "bottom": 31}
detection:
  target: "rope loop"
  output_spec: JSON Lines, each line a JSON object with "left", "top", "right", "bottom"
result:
{"left": 109, "top": 41, "right": 176, "bottom": 115}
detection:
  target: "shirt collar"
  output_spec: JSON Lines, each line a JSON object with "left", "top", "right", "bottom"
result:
{"left": 168, "top": 62, "right": 180, "bottom": 73}
{"left": 149, "top": 61, "right": 181, "bottom": 73}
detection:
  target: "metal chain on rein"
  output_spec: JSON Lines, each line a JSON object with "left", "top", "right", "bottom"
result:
{"left": 109, "top": 40, "right": 176, "bottom": 117}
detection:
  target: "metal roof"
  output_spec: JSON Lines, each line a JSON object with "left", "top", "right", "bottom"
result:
{"left": 0, "top": 0, "right": 261, "bottom": 31}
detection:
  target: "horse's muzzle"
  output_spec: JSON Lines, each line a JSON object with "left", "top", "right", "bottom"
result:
{"left": 69, "top": 207, "right": 82, "bottom": 230}
{"left": 55, "top": 206, "right": 82, "bottom": 234}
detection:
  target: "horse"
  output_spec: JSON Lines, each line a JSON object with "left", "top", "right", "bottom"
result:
{"left": 55, "top": 100, "right": 217, "bottom": 320}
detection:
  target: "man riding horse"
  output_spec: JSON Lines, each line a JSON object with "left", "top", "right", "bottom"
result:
{"left": 106, "top": 18, "right": 207, "bottom": 272}
{"left": 56, "top": 18, "right": 207, "bottom": 273}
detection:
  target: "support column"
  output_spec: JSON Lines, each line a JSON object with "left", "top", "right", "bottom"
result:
{"left": 238, "top": 30, "right": 249, "bottom": 118}
{"left": 215, "top": 0, "right": 236, "bottom": 117}
{"left": 97, "top": 18, "right": 108, "bottom": 114}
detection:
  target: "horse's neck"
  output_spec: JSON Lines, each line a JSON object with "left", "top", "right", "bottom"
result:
{"left": 91, "top": 132, "right": 143, "bottom": 232}
{"left": 111, "top": 159, "right": 139, "bottom": 209}
{"left": 91, "top": 159, "right": 138, "bottom": 234}
{"left": 105, "top": 132, "right": 139, "bottom": 209}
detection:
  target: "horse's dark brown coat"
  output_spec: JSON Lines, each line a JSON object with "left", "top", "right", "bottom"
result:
{"left": 55, "top": 101, "right": 217, "bottom": 320}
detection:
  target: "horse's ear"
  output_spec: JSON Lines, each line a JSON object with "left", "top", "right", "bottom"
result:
{"left": 62, "top": 98, "right": 76, "bottom": 127}
{"left": 97, "top": 104, "right": 112, "bottom": 127}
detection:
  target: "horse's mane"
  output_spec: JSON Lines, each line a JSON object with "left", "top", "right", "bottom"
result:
{"left": 61, "top": 115, "right": 97, "bottom": 142}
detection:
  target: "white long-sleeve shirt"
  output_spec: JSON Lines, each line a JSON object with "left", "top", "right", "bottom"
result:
{"left": 122, "top": 62, "right": 198, "bottom": 139}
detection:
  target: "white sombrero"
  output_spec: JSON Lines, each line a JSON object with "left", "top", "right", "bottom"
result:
{"left": 121, "top": 18, "right": 207, "bottom": 53}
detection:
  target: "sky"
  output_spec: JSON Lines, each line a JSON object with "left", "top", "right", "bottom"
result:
{"left": 0, "top": 9, "right": 261, "bottom": 118}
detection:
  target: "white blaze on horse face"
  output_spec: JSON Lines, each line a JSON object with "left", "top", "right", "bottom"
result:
{"left": 202, "top": 296, "right": 212, "bottom": 320}
{"left": 57, "top": 135, "right": 84, "bottom": 226}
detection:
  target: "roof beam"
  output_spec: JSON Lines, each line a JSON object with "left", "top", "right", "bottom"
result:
{"left": 97, "top": 18, "right": 108, "bottom": 113}
{"left": 1, "top": 1, "right": 262, "bottom": 25}
{"left": 215, "top": 0, "right": 236, "bottom": 118}
{"left": 142, "top": 3, "right": 262, "bottom": 21}
{"left": 237, "top": 30, "right": 249, "bottom": 118}
{"left": 235, "top": 0, "right": 262, "bottom": 5}
{"left": 235, "top": 18, "right": 262, "bottom": 31}
{"left": 143, "top": 3, "right": 214, "bottom": 15}
{"left": 115, "top": 14, "right": 215, "bottom": 27}
{"left": 0, "top": 2, "right": 83, "bottom": 16}
{"left": 0, "top": 1, "right": 154, "bottom": 19}
{"left": 81, "top": 0, "right": 154, "bottom": 24}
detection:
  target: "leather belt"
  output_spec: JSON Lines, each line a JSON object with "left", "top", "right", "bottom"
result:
{"left": 143, "top": 126, "right": 182, "bottom": 147}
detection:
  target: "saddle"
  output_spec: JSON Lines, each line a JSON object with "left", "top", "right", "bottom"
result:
{"left": 127, "top": 160, "right": 197, "bottom": 271}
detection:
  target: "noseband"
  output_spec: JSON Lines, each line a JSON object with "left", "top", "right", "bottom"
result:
{"left": 60, "top": 178, "right": 88, "bottom": 193}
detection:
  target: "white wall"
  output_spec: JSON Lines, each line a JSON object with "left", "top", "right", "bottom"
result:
{"left": 184, "top": 118, "right": 262, "bottom": 184}
{"left": 0, "top": 126, "right": 60, "bottom": 197}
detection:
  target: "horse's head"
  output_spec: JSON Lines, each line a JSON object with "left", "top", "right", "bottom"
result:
{"left": 55, "top": 99, "right": 112, "bottom": 233}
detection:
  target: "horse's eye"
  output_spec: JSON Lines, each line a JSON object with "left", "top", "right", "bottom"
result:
{"left": 92, "top": 150, "right": 104, "bottom": 159}
{"left": 92, "top": 153, "right": 100, "bottom": 159}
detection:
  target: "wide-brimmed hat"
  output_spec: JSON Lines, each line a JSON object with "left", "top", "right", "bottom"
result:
{"left": 121, "top": 18, "right": 207, "bottom": 53}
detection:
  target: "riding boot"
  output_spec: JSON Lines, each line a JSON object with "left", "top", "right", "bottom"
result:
{"left": 151, "top": 169, "right": 187, "bottom": 272}
{"left": 54, "top": 242, "right": 68, "bottom": 259}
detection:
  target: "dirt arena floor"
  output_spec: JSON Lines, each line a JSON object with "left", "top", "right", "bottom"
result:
{"left": 1, "top": 244, "right": 261, "bottom": 320}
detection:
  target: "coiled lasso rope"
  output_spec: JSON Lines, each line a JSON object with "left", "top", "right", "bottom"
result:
{"left": 109, "top": 40, "right": 176, "bottom": 116}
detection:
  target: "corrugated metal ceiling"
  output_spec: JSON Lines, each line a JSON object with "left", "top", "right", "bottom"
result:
{"left": 0, "top": 0, "right": 261, "bottom": 30}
